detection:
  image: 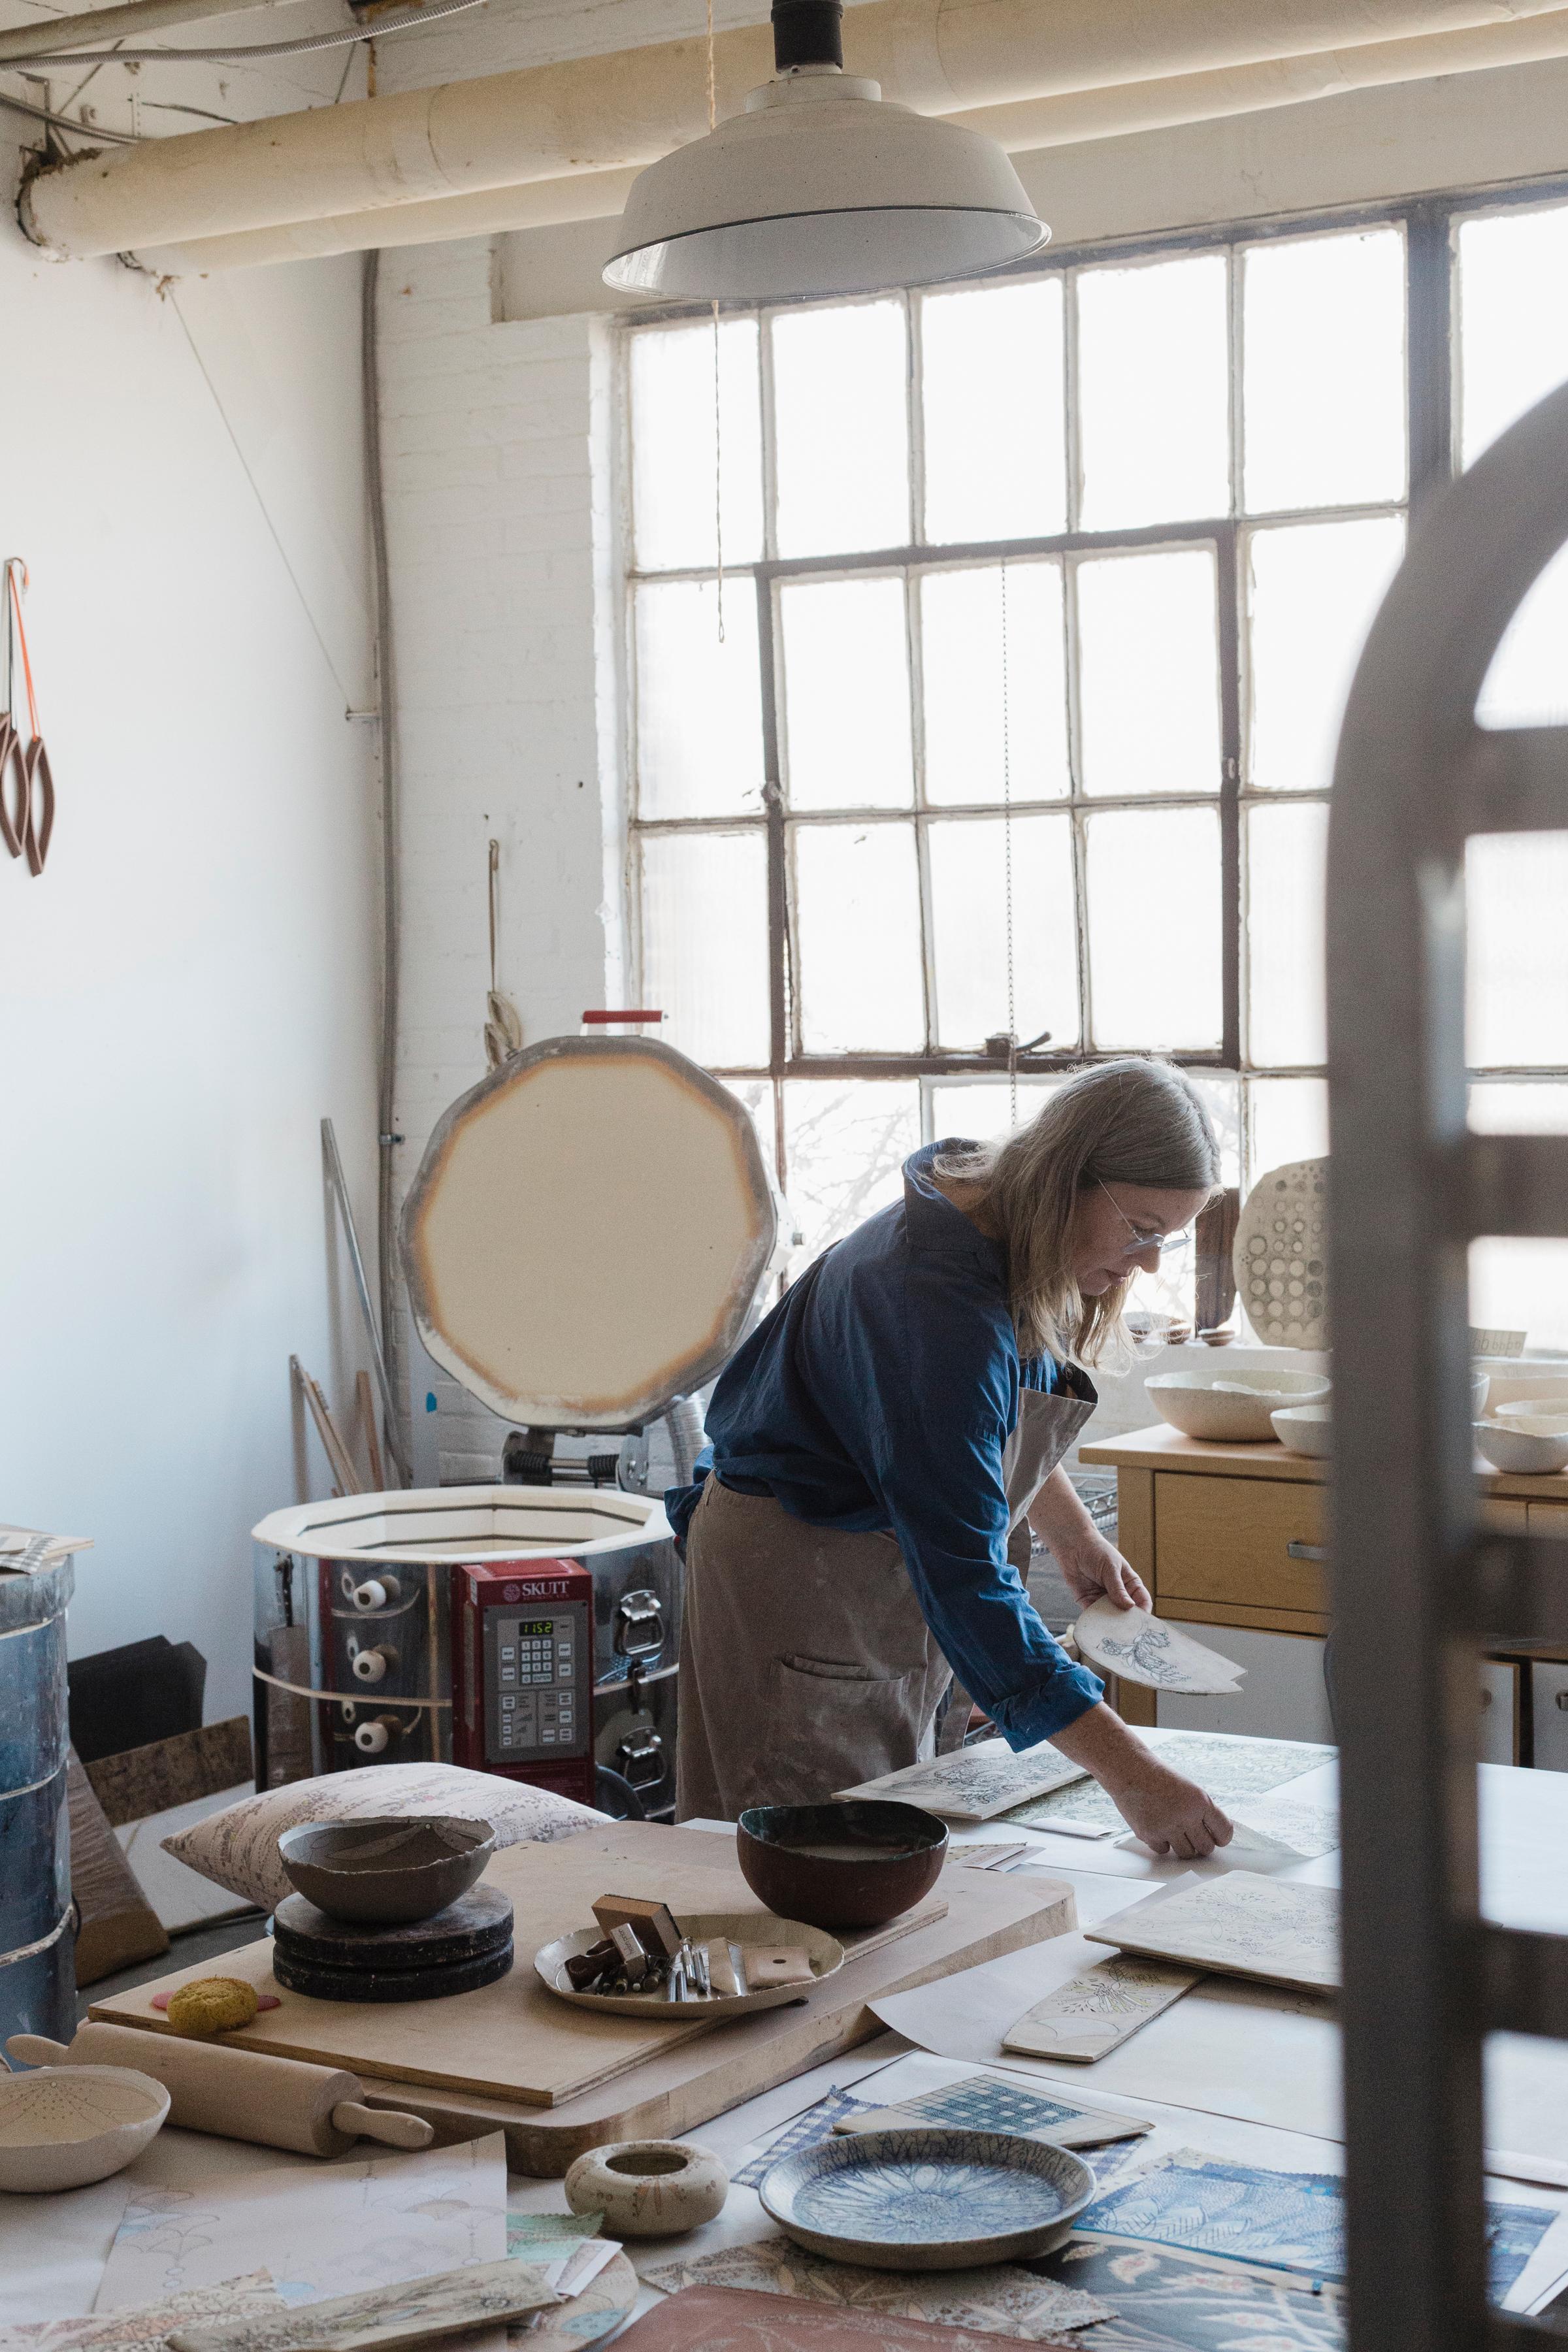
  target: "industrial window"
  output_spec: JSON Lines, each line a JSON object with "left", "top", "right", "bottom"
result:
{"left": 622, "top": 189, "right": 1568, "bottom": 1340}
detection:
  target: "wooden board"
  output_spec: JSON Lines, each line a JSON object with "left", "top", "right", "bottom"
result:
{"left": 91, "top": 1825, "right": 947, "bottom": 2110}
{"left": 1082, "top": 1422, "right": 1568, "bottom": 1499}
{"left": 93, "top": 1826, "right": 1075, "bottom": 2176}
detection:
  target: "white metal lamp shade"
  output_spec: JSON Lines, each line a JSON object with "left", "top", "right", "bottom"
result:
{"left": 604, "top": 67, "right": 1048, "bottom": 301}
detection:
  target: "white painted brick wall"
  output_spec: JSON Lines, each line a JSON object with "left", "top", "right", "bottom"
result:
{"left": 379, "top": 238, "right": 620, "bottom": 1475}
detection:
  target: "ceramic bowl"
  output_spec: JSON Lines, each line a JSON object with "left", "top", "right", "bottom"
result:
{"left": 276, "top": 1815, "right": 495, "bottom": 1924}
{"left": 1494, "top": 1397, "right": 1568, "bottom": 1426}
{"left": 564, "top": 2141, "right": 728, "bottom": 2238}
{"left": 1473, "top": 1372, "right": 1491, "bottom": 1418}
{"left": 759, "top": 2127, "right": 1096, "bottom": 2272}
{"left": 536, "top": 1908, "right": 844, "bottom": 2019}
{"left": 1475, "top": 1420, "right": 1568, "bottom": 1474}
{"left": 1146, "top": 1368, "right": 1331, "bottom": 1443}
{"left": 1270, "top": 1403, "right": 1331, "bottom": 1458}
{"left": 0, "top": 2064, "right": 169, "bottom": 2192}
{"left": 737, "top": 1801, "right": 947, "bottom": 1930}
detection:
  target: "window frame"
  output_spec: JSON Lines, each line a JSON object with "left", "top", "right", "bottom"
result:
{"left": 620, "top": 175, "right": 1568, "bottom": 1115}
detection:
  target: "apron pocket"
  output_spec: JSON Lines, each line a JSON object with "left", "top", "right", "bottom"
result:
{"left": 768, "top": 1654, "right": 932, "bottom": 1801}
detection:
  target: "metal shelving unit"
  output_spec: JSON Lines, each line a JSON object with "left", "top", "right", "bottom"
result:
{"left": 1328, "top": 376, "right": 1568, "bottom": 2349}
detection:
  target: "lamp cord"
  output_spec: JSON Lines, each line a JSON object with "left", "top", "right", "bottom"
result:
{"left": 1002, "top": 557, "right": 1017, "bottom": 1129}
{"left": 707, "top": 0, "right": 724, "bottom": 645}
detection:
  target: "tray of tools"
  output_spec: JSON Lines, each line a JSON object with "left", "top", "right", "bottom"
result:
{"left": 536, "top": 1895, "right": 843, "bottom": 2019}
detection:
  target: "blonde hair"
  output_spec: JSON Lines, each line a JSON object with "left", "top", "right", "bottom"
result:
{"left": 933, "top": 1059, "right": 1220, "bottom": 1365}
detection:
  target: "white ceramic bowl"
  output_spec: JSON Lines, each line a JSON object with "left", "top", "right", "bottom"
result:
{"left": 1473, "top": 1372, "right": 1490, "bottom": 1418}
{"left": 1475, "top": 1420, "right": 1568, "bottom": 1474}
{"left": 0, "top": 2065, "right": 169, "bottom": 2192}
{"left": 1271, "top": 1403, "right": 1331, "bottom": 1458}
{"left": 1146, "top": 1369, "right": 1331, "bottom": 1443}
{"left": 1494, "top": 1398, "right": 1568, "bottom": 1427}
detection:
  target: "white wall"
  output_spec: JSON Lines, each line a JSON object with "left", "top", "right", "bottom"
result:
{"left": 0, "top": 165, "right": 382, "bottom": 1723}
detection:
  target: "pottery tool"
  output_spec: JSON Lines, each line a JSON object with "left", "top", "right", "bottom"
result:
{"left": 593, "top": 1895, "right": 683, "bottom": 1959}
{"left": 7, "top": 2023, "right": 434, "bottom": 2156}
{"left": 165, "top": 2259, "right": 558, "bottom": 2352}
{"left": 291, "top": 1356, "right": 363, "bottom": 1496}
{"left": 1073, "top": 1601, "right": 1244, "bottom": 1695}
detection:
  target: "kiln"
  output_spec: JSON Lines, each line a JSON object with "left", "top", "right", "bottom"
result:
{"left": 254, "top": 1034, "right": 785, "bottom": 1820}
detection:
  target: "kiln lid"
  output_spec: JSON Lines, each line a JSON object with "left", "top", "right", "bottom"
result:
{"left": 399, "top": 1036, "right": 781, "bottom": 1429}
{"left": 253, "top": 1484, "right": 671, "bottom": 1563}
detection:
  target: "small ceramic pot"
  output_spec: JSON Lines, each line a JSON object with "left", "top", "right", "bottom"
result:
{"left": 564, "top": 2140, "right": 728, "bottom": 2238}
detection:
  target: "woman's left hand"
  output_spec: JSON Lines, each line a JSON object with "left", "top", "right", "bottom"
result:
{"left": 1056, "top": 1533, "right": 1151, "bottom": 1614}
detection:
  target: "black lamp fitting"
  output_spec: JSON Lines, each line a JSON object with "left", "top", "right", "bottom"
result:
{"left": 771, "top": 0, "right": 843, "bottom": 72}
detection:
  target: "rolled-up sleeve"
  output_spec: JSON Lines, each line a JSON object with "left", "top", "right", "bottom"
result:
{"left": 847, "top": 1260, "right": 1103, "bottom": 1750}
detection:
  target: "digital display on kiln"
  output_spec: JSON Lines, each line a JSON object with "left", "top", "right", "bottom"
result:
{"left": 482, "top": 1604, "right": 587, "bottom": 1763}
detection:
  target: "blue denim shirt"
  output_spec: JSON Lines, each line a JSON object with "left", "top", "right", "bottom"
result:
{"left": 667, "top": 1143, "right": 1104, "bottom": 1750}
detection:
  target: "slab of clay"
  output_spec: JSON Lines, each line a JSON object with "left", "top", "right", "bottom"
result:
{"left": 1072, "top": 1602, "right": 1245, "bottom": 1695}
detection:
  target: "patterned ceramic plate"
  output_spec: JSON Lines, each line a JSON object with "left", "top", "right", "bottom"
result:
{"left": 759, "top": 2128, "right": 1096, "bottom": 2272}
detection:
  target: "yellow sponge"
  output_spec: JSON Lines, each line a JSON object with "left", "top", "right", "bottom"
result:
{"left": 165, "top": 1976, "right": 261, "bottom": 2036}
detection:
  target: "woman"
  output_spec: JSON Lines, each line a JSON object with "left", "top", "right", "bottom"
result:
{"left": 670, "top": 1058, "right": 1233, "bottom": 1860}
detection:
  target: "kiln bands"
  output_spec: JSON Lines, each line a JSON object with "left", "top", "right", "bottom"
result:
{"left": 252, "top": 1665, "right": 452, "bottom": 1710}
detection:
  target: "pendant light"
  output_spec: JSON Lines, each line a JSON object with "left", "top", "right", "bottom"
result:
{"left": 603, "top": 0, "right": 1048, "bottom": 301}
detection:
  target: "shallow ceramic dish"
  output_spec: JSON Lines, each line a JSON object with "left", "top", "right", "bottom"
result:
{"left": 1475, "top": 1421, "right": 1568, "bottom": 1474}
{"left": 0, "top": 2064, "right": 169, "bottom": 2191}
{"left": 535, "top": 1908, "right": 843, "bottom": 2020}
{"left": 1147, "top": 1368, "right": 1330, "bottom": 1443}
{"left": 1494, "top": 1399, "right": 1568, "bottom": 1427}
{"left": 759, "top": 2127, "right": 1095, "bottom": 2271}
{"left": 276, "top": 1815, "right": 495, "bottom": 1924}
{"left": 1270, "top": 1403, "right": 1331, "bottom": 1458}
{"left": 737, "top": 1801, "right": 947, "bottom": 1929}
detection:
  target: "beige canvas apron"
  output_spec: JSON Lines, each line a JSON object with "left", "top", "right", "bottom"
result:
{"left": 674, "top": 1377, "right": 1098, "bottom": 1822}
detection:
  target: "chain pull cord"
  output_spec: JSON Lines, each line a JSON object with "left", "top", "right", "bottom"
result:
{"left": 1001, "top": 557, "right": 1017, "bottom": 1130}
{"left": 706, "top": 0, "right": 725, "bottom": 645}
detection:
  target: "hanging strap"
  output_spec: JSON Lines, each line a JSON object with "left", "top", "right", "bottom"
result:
{"left": 5, "top": 561, "right": 39, "bottom": 741}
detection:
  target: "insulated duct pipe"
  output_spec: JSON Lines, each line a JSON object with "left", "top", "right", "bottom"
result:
{"left": 24, "top": 0, "right": 1568, "bottom": 259}
{"left": 0, "top": 0, "right": 299, "bottom": 64}
{"left": 135, "top": 6, "right": 1568, "bottom": 274}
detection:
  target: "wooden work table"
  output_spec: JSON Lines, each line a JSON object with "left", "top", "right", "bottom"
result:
{"left": 1080, "top": 1424, "right": 1568, "bottom": 1746}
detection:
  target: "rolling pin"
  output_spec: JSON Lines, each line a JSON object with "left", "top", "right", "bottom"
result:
{"left": 7, "top": 2024, "right": 434, "bottom": 2158}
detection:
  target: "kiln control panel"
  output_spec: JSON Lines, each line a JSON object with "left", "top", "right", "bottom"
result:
{"left": 483, "top": 1603, "right": 589, "bottom": 1764}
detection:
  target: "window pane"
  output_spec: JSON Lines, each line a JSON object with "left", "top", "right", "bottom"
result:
{"left": 1478, "top": 542, "right": 1568, "bottom": 728}
{"left": 781, "top": 1081, "right": 921, "bottom": 1282}
{"left": 1470, "top": 1241, "right": 1568, "bottom": 1356}
{"left": 794, "top": 821, "right": 924, "bottom": 1051}
{"left": 921, "top": 563, "right": 1069, "bottom": 808}
{"left": 1077, "top": 254, "right": 1230, "bottom": 531}
{"left": 1247, "top": 800, "right": 1327, "bottom": 1068}
{"left": 928, "top": 812, "right": 1081, "bottom": 1052}
{"left": 1077, "top": 549, "right": 1222, "bottom": 796}
{"left": 929, "top": 1077, "right": 1067, "bottom": 1142}
{"left": 1188, "top": 1071, "right": 1243, "bottom": 1188}
{"left": 634, "top": 580, "right": 764, "bottom": 819}
{"left": 1247, "top": 1076, "right": 1328, "bottom": 1188}
{"left": 781, "top": 576, "right": 912, "bottom": 812}
{"left": 1458, "top": 204, "right": 1568, "bottom": 468}
{"left": 1467, "top": 832, "right": 1568, "bottom": 1067}
{"left": 641, "top": 830, "right": 768, "bottom": 1066}
{"left": 1469, "top": 1081, "right": 1568, "bottom": 1134}
{"left": 1246, "top": 515, "right": 1404, "bottom": 792}
{"left": 1242, "top": 229, "right": 1406, "bottom": 514}
{"left": 774, "top": 302, "right": 909, "bottom": 558}
{"left": 1085, "top": 806, "right": 1223, "bottom": 1049}
{"left": 921, "top": 279, "right": 1066, "bottom": 543}
{"left": 629, "top": 318, "right": 763, "bottom": 570}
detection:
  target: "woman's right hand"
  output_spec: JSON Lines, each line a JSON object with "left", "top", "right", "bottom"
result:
{"left": 1105, "top": 1753, "right": 1232, "bottom": 1860}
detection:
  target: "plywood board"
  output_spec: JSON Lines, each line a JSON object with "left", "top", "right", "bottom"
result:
{"left": 91, "top": 1825, "right": 949, "bottom": 2110}
{"left": 94, "top": 1831, "right": 1076, "bottom": 2176}
{"left": 1084, "top": 1870, "right": 1339, "bottom": 1995}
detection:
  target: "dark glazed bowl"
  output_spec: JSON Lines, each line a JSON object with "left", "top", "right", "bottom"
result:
{"left": 736, "top": 1801, "right": 948, "bottom": 1930}
{"left": 276, "top": 1814, "right": 495, "bottom": 1924}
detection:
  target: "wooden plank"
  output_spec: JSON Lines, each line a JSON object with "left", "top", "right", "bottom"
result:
{"left": 90, "top": 1823, "right": 951, "bottom": 2110}
{"left": 68, "top": 1751, "right": 170, "bottom": 1986}
{"left": 1155, "top": 1472, "right": 1328, "bottom": 1618}
{"left": 350, "top": 1864, "right": 1078, "bottom": 2176}
{"left": 1083, "top": 1422, "right": 1568, "bottom": 1501}
{"left": 84, "top": 1717, "right": 253, "bottom": 1829}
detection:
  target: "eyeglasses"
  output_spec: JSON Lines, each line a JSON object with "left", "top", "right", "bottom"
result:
{"left": 1096, "top": 1179, "right": 1195, "bottom": 1260}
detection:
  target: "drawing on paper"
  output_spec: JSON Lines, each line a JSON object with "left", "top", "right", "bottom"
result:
{"left": 1000, "top": 1732, "right": 1329, "bottom": 1833}
{"left": 0, "top": 2278, "right": 282, "bottom": 2352}
{"left": 838, "top": 1739, "right": 1087, "bottom": 1821}
{"left": 642, "top": 2234, "right": 1113, "bottom": 2336}
{"left": 1040, "top": 2236, "right": 1347, "bottom": 2351}
{"left": 1086, "top": 1874, "right": 1340, "bottom": 1993}
{"left": 165, "top": 2261, "right": 557, "bottom": 2352}
{"left": 732, "top": 2091, "right": 881, "bottom": 2189}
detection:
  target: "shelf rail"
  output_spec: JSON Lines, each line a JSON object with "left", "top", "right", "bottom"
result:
{"left": 1328, "top": 376, "right": 1568, "bottom": 2350}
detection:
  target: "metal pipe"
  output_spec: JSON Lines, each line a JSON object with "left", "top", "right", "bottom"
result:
{"left": 134, "top": 5, "right": 1568, "bottom": 277}
{"left": 26, "top": 0, "right": 1568, "bottom": 260}
{"left": 0, "top": 0, "right": 302, "bottom": 65}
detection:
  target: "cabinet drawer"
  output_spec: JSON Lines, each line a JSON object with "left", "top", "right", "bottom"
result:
{"left": 1155, "top": 1474, "right": 1326, "bottom": 1619}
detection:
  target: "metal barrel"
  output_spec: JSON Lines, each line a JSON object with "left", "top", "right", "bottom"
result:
{"left": 0, "top": 1557, "right": 76, "bottom": 2043}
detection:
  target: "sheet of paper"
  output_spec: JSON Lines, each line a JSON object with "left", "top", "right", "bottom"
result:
{"left": 837, "top": 1738, "right": 1088, "bottom": 1821}
{"left": 1085, "top": 1872, "right": 1341, "bottom": 1994}
{"left": 1037, "top": 2234, "right": 1347, "bottom": 2349}
{"left": 1072, "top": 1603, "right": 1245, "bottom": 1694}
{"left": 0, "top": 2277, "right": 282, "bottom": 2352}
{"left": 641, "top": 2235, "right": 1113, "bottom": 2338}
{"left": 832, "top": 2064, "right": 1151, "bottom": 2149}
{"left": 165, "top": 2262, "right": 559, "bottom": 2352}
{"left": 94, "top": 2136, "right": 508, "bottom": 2313}
{"left": 1003, "top": 1953, "right": 1203, "bottom": 2063}
{"left": 1000, "top": 1733, "right": 1332, "bottom": 1835}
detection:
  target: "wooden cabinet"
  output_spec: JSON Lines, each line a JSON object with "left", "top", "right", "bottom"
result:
{"left": 1155, "top": 1475, "right": 1326, "bottom": 1627}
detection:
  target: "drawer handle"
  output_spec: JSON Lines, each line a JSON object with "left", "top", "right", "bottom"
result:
{"left": 1286, "top": 1541, "right": 1328, "bottom": 1562}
